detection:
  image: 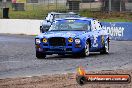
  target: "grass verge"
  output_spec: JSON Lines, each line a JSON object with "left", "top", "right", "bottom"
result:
{"left": 0, "top": 4, "right": 132, "bottom": 22}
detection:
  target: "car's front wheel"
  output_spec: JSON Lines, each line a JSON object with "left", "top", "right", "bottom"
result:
{"left": 36, "top": 51, "right": 46, "bottom": 59}
{"left": 40, "top": 26, "right": 43, "bottom": 33}
{"left": 100, "top": 39, "right": 109, "bottom": 54}
{"left": 82, "top": 42, "right": 90, "bottom": 57}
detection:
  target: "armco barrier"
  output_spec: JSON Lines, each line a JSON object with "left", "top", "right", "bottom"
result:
{"left": 101, "top": 22, "right": 132, "bottom": 41}
{"left": 0, "top": 19, "right": 42, "bottom": 35}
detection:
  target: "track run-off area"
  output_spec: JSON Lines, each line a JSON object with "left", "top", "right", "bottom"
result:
{"left": 0, "top": 34, "right": 132, "bottom": 79}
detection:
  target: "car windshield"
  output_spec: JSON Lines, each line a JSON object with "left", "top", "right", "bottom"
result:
{"left": 54, "top": 14, "right": 80, "bottom": 19}
{"left": 49, "top": 20, "right": 90, "bottom": 31}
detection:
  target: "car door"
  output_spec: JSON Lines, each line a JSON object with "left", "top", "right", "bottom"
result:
{"left": 90, "top": 20, "right": 102, "bottom": 49}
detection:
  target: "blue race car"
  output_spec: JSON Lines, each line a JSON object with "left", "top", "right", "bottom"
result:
{"left": 35, "top": 18, "right": 109, "bottom": 58}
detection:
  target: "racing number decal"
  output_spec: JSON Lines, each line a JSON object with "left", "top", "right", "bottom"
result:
{"left": 93, "top": 35, "right": 98, "bottom": 47}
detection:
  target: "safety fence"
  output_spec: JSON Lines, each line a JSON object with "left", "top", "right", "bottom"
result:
{"left": 0, "top": 0, "right": 132, "bottom": 19}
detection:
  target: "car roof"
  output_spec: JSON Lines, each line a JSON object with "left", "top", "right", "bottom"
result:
{"left": 55, "top": 17, "right": 96, "bottom": 22}
{"left": 49, "top": 12, "right": 78, "bottom": 15}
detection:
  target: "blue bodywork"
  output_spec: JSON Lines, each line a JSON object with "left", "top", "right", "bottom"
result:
{"left": 35, "top": 18, "right": 109, "bottom": 55}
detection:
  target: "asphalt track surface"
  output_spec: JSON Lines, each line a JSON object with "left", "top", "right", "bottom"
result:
{"left": 0, "top": 34, "right": 132, "bottom": 79}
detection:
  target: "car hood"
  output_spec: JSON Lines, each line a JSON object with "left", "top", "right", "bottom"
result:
{"left": 38, "top": 31, "right": 86, "bottom": 38}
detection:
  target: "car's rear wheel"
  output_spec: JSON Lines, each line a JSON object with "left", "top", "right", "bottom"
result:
{"left": 36, "top": 51, "right": 46, "bottom": 59}
{"left": 100, "top": 39, "right": 109, "bottom": 54}
{"left": 82, "top": 42, "right": 90, "bottom": 57}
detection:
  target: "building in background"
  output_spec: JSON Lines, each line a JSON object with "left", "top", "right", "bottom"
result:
{"left": 79, "top": 0, "right": 102, "bottom": 11}
{"left": 67, "top": 0, "right": 132, "bottom": 12}
{"left": 1, "top": 0, "right": 132, "bottom": 12}
{"left": 11, "top": 0, "right": 26, "bottom": 10}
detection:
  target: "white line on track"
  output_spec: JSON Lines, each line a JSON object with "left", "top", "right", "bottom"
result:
{"left": 0, "top": 61, "right": 21, "bottom": 63}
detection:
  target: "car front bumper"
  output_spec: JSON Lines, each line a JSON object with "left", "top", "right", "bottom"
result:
{"left": 36, "top": 44, "right": 84, "bottom": 55}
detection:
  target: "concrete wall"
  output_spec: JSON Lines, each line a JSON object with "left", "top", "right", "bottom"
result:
{"left": 80, "top": 2, "right": 102, "bottom": 11}
{"left": 125, "top": 3, "right": 132, "bottom": 11}
{"left": 0, "top": 19, "right": 42, "bottom": 35}
{"left": 79, "top": 2, "right": 132, "bottom": 11}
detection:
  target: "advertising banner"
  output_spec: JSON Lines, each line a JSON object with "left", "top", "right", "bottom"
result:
{"left": 101, "top": 22, "right": 132, "bottom": 40}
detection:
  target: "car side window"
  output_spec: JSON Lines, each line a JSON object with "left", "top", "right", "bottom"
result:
{"left": 59, "top": 23, "right": 70, "bottom": 30}
{"left": 83, "top": 22, "right": 90, "bottom": 31}
{"left": 87, "top": 25, "right": 90, "bottom": 31}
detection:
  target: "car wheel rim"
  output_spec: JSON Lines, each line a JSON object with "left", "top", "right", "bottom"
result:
{"left": 105, "top": 41, "right": 109, "bottom": 53}
{"left": 85, "top": 43, "right": 89, "bottom": 56}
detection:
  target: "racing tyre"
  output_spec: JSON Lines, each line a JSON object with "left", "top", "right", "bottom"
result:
{"left": 76, "top": 76, "right": 87, "bottom": 85}
{"left": 100, "top": 39, "right": 109, "bottom": 54}
{"left": 40, "top": 28, "right": 44, "bottom": 33}
{"left": 40, "top": 26, "right": 43, "bottom": 33}
{"left": 82, "top": 42, "right": 90, "bottom": 57}
{"left": 36, "top": 51, "right": 46, "bottom": 59}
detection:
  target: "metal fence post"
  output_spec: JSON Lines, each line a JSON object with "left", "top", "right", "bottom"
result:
{"left": 3, "top": 0, "right": 6, "bottom": 8}
{"left": 120, "top": 0, "right": 122, "bottom": 12}
{"left": 109, "top": 0, "right": 111, "bottom": 14}
{"left": 48, "top": 0, "right": 49, "bottom": 11}
{"left": 90, "top": 1, "right": 91, "bottom": 11}
{"left": 56, "top": 0, "right": 57, "bottom": 12}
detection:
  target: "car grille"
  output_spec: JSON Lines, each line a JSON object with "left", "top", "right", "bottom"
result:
{"left": 49, "top": 37, "right": 66, "bottom": 46}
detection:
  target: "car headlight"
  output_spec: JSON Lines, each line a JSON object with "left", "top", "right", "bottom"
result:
{"left": 35, "top": 38, "right": 41, "bottom": 44}
{"left": 75, "top": 38, "right": 81, "bottom": 44}
{"left": 43, "top": 38, "right": 47, "bottom": 43}
{"left": 68, "top": 37, "right": 73, "bottom": 43}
